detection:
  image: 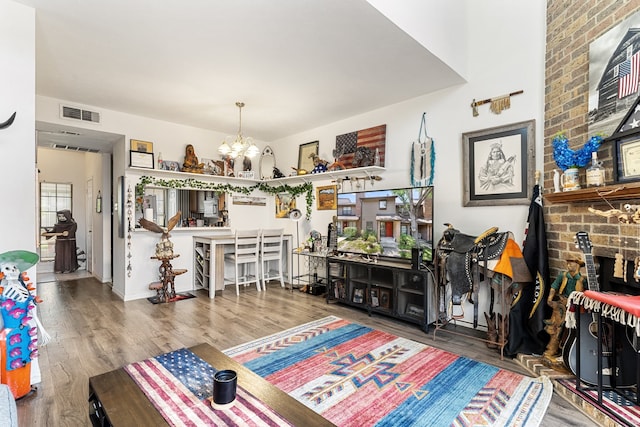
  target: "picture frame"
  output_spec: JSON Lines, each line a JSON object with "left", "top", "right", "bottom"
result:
{"left": 379, "top": 289, "right": 391, "bottom": 309}
{"left": 369, "top": 288, "right": 379, "bottom": 307}
{"left": 130, "top": 139, "right": 153, "bottom": 153}
{"left": 353, "top": 288, "right": 364, "bottom": 304}
{"left": 130, "top": 150, "right": 154, "bottom": 169}
{"left": 298, "top": 141, "right": 319, "bottom": 172}
{"left": 614, "top": 135, "right": 640, "bottom": 183}
{"left": 405, "top": 303, "right": 425, "bottom": 318}
{"left": 462, "top": 119, "right": 534, "bottom": 207}
{"left": 160, "top": 160, "right": 181, "bottom": 172}
{"left": 316, "top": 185, "right": 337, "bottom": 210}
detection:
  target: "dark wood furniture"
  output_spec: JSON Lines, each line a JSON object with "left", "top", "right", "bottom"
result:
{"left": 88, "top": 343, "right": 334, "bottom": 426}
{"left": 326, "top": 256, "right": 432, "bottom": 331}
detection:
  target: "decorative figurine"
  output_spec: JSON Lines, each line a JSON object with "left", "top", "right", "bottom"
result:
{"left": 0, "top": 250, "right": 50, "bottom": 399}
{"left": 182, "top": 144, "right": 205, "bottom": 173}
{"left": 42, "top": 209, "right": 79, "bottom": 273}
{"left": 138, "top": 211, "right": 182, "bottom": 259}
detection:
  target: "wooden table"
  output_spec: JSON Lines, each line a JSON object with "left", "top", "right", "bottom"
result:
{"left": 88, "top": 343, "right": 334, "bottom": 426}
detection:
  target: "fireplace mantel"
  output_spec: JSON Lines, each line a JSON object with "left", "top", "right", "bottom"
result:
{"left": 544, "top": 181, "right": 640, "bottom": 204}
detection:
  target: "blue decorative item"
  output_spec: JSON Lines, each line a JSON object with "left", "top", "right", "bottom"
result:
{"left": 552, "top": 134, "right": 603, "bottom": 171}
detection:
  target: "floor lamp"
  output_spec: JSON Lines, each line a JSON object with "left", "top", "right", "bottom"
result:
{"left": 289, "top": 208, "right": 303, "bottom": 292}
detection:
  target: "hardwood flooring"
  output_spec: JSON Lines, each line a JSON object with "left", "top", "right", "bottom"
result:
{"left": 15, "top": 277, "right": 597, "bottom": 426}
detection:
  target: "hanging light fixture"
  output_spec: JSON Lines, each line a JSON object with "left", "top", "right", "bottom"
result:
{"left": 218, "top": 101, "right": 260, "bottom": 159}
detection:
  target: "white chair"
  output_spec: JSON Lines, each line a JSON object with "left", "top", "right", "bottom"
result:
{"left": 260, "top": 228, "right": 285, "bottom": 290}
{"left": 224, "top": 229, "right": 261, "bottom": 295}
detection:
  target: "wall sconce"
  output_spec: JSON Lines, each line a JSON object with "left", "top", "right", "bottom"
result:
{"left": 96, "top": 190, "right": 102, "bottom": 213}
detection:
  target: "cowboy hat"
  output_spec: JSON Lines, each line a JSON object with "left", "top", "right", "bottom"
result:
{"left": 565, "top": 253, "right": 585, "bottom": 267}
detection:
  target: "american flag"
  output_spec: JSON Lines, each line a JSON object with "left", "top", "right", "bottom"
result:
{"left": 124, "top": 348, "right": 292, "bottom": 426}
{"left": 618, "top": 51, "right": 640, "bottom": 99}
{"left": 335, "top": 124, "right": 386, "bottom": 168}
{"left": 618, "top": 102, "right": 640, "bottom": 133}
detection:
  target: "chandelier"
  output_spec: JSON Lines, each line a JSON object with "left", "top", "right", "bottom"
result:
{"left": 218, "top": 101, "right": 260, "bottom": 159}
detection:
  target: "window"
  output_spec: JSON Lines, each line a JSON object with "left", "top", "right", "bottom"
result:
{"left": 40, "top": 182, "right": 72, "bottom": 261}
{"left": 379, "top": 200, "right": 387, "bottom": 209}
{"left": 341, "top": 206, "right": 353, "bottom": 216}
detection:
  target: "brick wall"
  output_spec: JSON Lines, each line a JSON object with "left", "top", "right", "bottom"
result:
{"left": 544, "top": 0, "right": 640, "bottom": 274}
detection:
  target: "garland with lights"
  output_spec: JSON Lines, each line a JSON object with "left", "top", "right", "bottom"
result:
{"left": 136, "top": 176, "right": 315, "bottom": 219}
{"left": 552, "top": 133, "right": 603, "bottom": 171}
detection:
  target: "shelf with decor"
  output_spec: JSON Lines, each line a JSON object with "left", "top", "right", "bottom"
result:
{"left": 129, "top": 165, "right": 385, "bottom": 186}
{"left": 544, "top": 181, "right": 640, "bottom": 204}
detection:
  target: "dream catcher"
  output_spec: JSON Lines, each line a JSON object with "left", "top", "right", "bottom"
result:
{"left": 410, "top": 112, "right": 435, "bottom": 187}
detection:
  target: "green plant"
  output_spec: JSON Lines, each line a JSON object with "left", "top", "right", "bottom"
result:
{"left": 136, "top": 175, "right": 314, "bottom": 219}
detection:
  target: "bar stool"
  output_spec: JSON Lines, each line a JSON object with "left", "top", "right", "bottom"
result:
{"left": 260, "top": 228, "right": 285, "bottom": 290}
{"left": 224, "top": 229, "right": 261, "bottom": 295}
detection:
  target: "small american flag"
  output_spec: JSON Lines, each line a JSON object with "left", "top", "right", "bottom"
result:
{"left": 618, "top": 51, "right": 640, "bottom": 99}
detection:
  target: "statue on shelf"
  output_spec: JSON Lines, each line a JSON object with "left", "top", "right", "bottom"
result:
{"left": 182, "top": 144, "right": 205, "bottom": 173}
{"left": 42, "top": 209, "right": 79, "bottom": 273}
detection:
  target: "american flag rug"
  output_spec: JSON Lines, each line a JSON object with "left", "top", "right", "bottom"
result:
{"left": 124, "top": 348, "right": 293, "bottom": 426}
{"left": 224, "top": 316, "right": 553, "bottom": 427}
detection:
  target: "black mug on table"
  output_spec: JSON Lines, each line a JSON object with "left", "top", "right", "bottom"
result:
{"left": 213, "top": 370, "right": 237, "bottom": 404}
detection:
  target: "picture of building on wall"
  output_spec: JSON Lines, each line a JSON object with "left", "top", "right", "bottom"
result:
{"left": 588, "top": 10, "right": 640, "bottom": 137}
{"left": 275, "top": 192, "right": 296, "bottom": 218}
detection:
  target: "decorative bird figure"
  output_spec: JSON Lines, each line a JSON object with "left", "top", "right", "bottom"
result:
{"left": 138, "top": 211, "right": 182, "bottom": 258}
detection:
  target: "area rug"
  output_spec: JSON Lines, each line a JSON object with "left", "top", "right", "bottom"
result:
{"left": 224, "top": 316, "right": 553, "bottom": 426}
{"left": 147, "top": 292, "right": 196, "bottom": 304}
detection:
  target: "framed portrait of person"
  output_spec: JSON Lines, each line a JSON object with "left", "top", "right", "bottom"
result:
{"left": 462, "top": 120, "right": 534, "bottom": 207}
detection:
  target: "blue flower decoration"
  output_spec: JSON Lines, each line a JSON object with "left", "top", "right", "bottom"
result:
{"left": 552, "top": 134, "right": 603, "bottom": 171}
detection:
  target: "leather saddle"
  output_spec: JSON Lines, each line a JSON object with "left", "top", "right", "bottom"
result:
{"left": 437, "top": 224, "right": 509, "bottom": 324}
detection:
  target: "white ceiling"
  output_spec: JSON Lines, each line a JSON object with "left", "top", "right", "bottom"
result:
{"left": 15, "top": 0, "right": 465, "bottom": 152}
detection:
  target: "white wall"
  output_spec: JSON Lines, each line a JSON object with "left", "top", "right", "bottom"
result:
{"left": 0, "top": 0, "right": 40, "bottom": 384}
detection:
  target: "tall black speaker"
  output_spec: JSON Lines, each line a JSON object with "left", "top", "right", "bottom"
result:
{"left": 411, "top": 248, "right": 422, "bottom": 270}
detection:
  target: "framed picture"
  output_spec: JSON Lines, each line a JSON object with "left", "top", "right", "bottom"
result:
{"left": 160, "top": 160, "right": 181, "bottom": 171}
{"left": 614, "top": 136, "right": 640, "bottom": 183}
{"left": 298, "top": 141, "right": 319, "bottom": 172}
{"left": 130, "top": 150, "right": 154, "bottom": 169}
{"left": 353, "top": 288, "right": 364, "bottom": 304}
{"left": 275, "top": 192, "right": 296, "bottom": 218}
{"left": 462, "top": 119, "right": 534, "bottom": 207}
{"left": 370, "top": 288, "right": 379, "bottom": 307}
{"left": 130, "top": 139, "right": 153, "bottom": 153}
{"left": 405, "top": 303, "right": 424, "bottom": 318}
{"left": 316, "top": 185, "right": 337, "bottom": 210}
{"left": 379, "top": 289, "right": 391, "bottom": 309}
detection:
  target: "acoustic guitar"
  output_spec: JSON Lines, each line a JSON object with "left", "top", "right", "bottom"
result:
{"left": 562, "top": 231, "right": 636, "bottom": 387}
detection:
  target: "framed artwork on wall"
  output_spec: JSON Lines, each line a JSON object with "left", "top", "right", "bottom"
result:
{"left": 316, "top": 185, "right": 337, "bottom": 210}
{"left": 130, "top": 150, "right": 154, "bottom": 169}
{"left": 130, "top": 139, "right": 153, "bottom": 153}
{"left": 298, "top": 141, "right": 319, "bottom": 172}
{"left": 462, "top": 120, "right": 534, "bottom": 207}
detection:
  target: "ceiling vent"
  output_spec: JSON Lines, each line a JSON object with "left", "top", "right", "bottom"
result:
{"left": 50, "top": 143, "right": 100, "bottom": 153}
{"left": 60, "top": 105, "right": 101, "bottom": 124}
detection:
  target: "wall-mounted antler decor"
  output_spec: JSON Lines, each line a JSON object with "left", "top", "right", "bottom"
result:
{"left": 0, "top": 112, "right": 16, "bottom": 129}
{"left": 471, "top": 91, "right": 523, "bottom": 116}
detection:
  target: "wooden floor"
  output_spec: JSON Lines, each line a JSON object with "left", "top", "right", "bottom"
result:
{"left": 15, "top": 276, "right": 598, "bottom": 426}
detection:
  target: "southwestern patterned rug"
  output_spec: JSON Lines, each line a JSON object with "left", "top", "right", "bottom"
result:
{"left": 224, "top": 316, "right": 553, "bottom": 426}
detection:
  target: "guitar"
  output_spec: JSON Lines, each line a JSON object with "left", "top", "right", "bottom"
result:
{"left": 562, "top": 231, "right": 636, "bottom": 386}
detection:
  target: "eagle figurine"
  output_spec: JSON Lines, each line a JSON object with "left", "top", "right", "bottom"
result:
{"left": 138, "top": 211, "right": 182, "bottom": 258}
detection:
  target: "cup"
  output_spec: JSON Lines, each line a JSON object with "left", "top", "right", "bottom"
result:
{"left": 196, "top": 219, "right": 204, "bottom": 227}
{"left": 213, "top": 370, "right": 237, "bottom": 405}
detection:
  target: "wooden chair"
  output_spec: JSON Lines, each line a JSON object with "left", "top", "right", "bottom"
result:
{"left": 224, "top": 230, "right": 261, "bottom": 295}
{"left": 260, "top": 229, "right": 285, "bottom": 290}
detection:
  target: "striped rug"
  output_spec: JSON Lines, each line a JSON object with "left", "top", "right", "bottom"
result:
{"left": 224, "top": 316, "right": 553, "bottom": 427}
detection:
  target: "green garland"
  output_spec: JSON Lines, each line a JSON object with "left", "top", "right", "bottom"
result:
{"left": 135, "top": 176, "right": 315, "bottom": 219}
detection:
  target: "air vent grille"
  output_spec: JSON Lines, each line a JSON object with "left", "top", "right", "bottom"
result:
{"left": 50, "top": 143, "right": 100, "bottom": 153}
{"left": 60, "top": 105, "right": 101, "bottom": 123}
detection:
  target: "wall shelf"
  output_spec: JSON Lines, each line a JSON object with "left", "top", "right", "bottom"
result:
{"left": 129, "top": 165, "right": 385, "bottom": 187}
{"left": 544, "top": 181, "right": 640, "bottom": 204}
